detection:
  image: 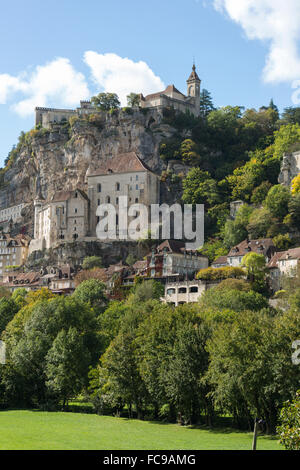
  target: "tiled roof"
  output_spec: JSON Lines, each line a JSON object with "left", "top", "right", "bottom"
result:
{"left": 278, "top": 247, "right": 300, "bottom": 261}
{"left": 187, "top": 65, "right": 200, "bottom": 82}
{"left": 52, "top": 188, "right": 89, "bottom": 203}
{"left": 150, "top": 240, "right": 205, "bottom": 256}
{"left": 144, "top": 85, "right": 186, "bottom": 101}
{"left": 13, "top": 272, "right": 40, "bottom": 284}
{"left": 268, "top": 251, "right": 286, "bottom": 269}
{"left": 228, "top": 239, "right": 275, "bottom": 258}
{"left": 88, "top": 152, "right": 152, "bottom": 177}
{"left": 212, "top": 256, "right": 228, "bottom": 266}
{"left": 132, "top": 260, "right": 147, "bottom": 270}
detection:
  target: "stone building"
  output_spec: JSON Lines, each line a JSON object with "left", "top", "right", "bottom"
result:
{"left": 139, "top": 65, "right": 201, "bottom": 117}
{"left": 0, "top": 232, "right": 31, "bottom": 280}
{"left": 268, "top": 248, "right": 300, "bottom": 292}
{"left": 227, "top": 238, "right": 276, "bottom": 267}
{"left": 163, "top": 278, "right": 218, "bottom": 306}
{"left": 87, "top": 152, "right": 160, "bottom": 238}
{"left": 35, "top": 100, "right": 95, "bottom": 129}
{"left": 29, "top": 189, "right": 89, "bottom": 253}
{"left": 1, "top": 264, "right": 78, "bottom": 294}
{"left": 147, "top": 240, "right": 209, "bottom": 279}
{"left": 0, "top": 203, "right": 26, "bottom": 225}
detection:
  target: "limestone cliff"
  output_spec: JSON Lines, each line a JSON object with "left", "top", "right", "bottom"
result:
{"left": 0, "top": 108, "right": 178, "bottom": 227}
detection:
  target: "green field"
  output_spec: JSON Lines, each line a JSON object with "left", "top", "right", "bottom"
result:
{"left": 0, "top": 410, "right": 282, "bottom": 450}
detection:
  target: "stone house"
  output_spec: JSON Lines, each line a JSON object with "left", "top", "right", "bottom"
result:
{"left": 0, "top": 232, "right": 31, "bottom": 280}
{"left": 227, "top": 238, "right": 276, "bottom": 267}
{"left": 268, "top": 248, "right": 300, "bottom": 292}
{"left": 163, "top": 278, "right": 219, "bottom": 306}
{"left": 147, "top": 240, "right": 209, "bottom": 279}
{"left": 0, "top": 203, "right": 26, "bottom": 225}
{"left": 211, "top": 255, "right": 228, "bottom": 268}
{"left": 139, "top": 65, "right": 201, "bottom": 117}
{"left": 2, "top": 264, "right": 78, "bottom": 294}
{"left": 86, "top": 152, "right": 160, "bottom": 238}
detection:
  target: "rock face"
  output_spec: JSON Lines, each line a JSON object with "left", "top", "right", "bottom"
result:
{"left": 25, "top": 240, "right": 153, "bottom": 270}
{"left": 0, "top": 108, "right": 179, "bottom": 234}
{"left": 0, "top": 108, "right": 183, "bottom": 265}
{"left": 278, "top": 151, "right": 300, "bottom": 187}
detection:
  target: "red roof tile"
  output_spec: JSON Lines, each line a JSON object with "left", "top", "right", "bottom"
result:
{"left": 88, "top": 152, "right": 152, "bottom": 177}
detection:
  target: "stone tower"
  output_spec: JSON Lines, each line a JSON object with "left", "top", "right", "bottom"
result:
{"left": 186, "top": 64, "right": 201, "bottom": 116}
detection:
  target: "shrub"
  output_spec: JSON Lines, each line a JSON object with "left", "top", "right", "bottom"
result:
{"left": 196, "top": 266, "right": 246, "bottom": 281}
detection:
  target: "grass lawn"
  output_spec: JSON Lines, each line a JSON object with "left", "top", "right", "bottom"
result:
{"left": 0, "top": 410, "right": 282, "bottom": 450}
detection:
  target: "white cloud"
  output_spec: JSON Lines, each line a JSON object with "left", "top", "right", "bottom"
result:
{"left": 213, "top": 0, "right": 300, "bottom": 83}
{"left": 84, "top": 51, "right": 165, "bottom": 105}
{"left": 0, "top": 58, "right": 90, "bottom": 117}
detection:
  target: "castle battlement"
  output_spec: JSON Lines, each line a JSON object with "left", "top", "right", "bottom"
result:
{"left": 35, "top": 100, "right": 94, "bottom": 128}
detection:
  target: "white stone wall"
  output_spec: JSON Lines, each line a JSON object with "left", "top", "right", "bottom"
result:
{"left": 0, "top": 238, "right": 29, "bottom": 279}
{"left": 88, "top": 170, "right": 160, "bottom": 237}
{"left": 164, "top": 280, "right": 207, "bottom": 306}
{"left": 0, "top": 203, "right": 26, "bottom": 223}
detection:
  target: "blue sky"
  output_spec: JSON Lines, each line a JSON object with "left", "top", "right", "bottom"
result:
{"left": 0, "top": 0, "right": 299, "bottom": 166}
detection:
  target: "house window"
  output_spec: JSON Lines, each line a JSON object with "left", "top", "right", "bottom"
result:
{"left": 189, "top": 286, "right": 198, "bottom": 293}
{"left": 178, "top": 287, "right": 187, "bottom": 294}
{"left": 98, "top": 199, "right": 100, "bottom": 205}
{"left": 106, "top": 196, "right": 111, "bottom": 203}
{"left": 75, "top": 208, "right": 78, "bottom": 213}
{"left": 97, "top": 184, "right": 101, "bottom": 193}
{"left": 167, "top": 288, "right": 176, "bottom": 295}
{"left": 116, "top": 182, "right": 120, "bottom": 191}
{"left": 136, "top": 184, "right": 139, "bottom": 190}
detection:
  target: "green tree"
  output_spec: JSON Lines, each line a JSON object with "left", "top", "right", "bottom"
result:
{"left": 91, "top": 93, "right": 120, "bottom": 111}
{"left": 241, "top": 252, "right": 267, "bottom": 286}
{"left": 250, "top": 181, "right": 272, "bottom": 205}
{"left": 126, "top": 93, "right": 140, "bottom": 107}
{"left": 0, "top": 298, "right": 19, "bottom": 334}
{"left": 277, "top": 391, "right": 300, "bottom": 450}
{"left": 100, "top": 330, "right": 148, "bottom": 419}
{"left": 281, "top": 107, "right": 300, "bottom": 125}
{"left": 129, "top": 280, "right": 164, "bottom": 304}
{"left": 46, "top": 327, "right": 91, "bottom": 408}
{"left": 199, "top": 286, "right": 268, "bottom": 312}
{"left": 180, "top": 139, "right": 201, "bottom": 166}
{"left": 207, "top": 310, "right": 300, "bottom": 433}
{"left": 291, "top": 173, "right": 300, "bottom": 194}
{"left": 223, "top": 204, "right": 253, "bottom": 249}
{"left": 199, "top": 89, "right": 215, "bottom": 118}
{"left": 182, "top": 168, "right": 219, "bottom": 206}
{"left": 273, "top": 234, "right": 292, "bottom": 251}
{"left": 247, "top": 207, "right": 273, "bottom": 239}
{"left": 264, "top": 184, "right": 291, "bottom": 220}
{"left": 286, "top": 194, "right": 300, "bottom": 228}
{"left": 82, "top": 256, "right": 103, "bottom": 270}
{"left": 73, "top": 279, "right": 107, "bottom": 312}
{"left": 3, "top": 296, "right": 99, "bottom": 406}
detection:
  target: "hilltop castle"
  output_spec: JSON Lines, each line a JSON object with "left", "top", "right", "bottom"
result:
{"left": 35, "top": 65, "right": 201, "bottom": 128}
{"left": 139, "top": 65, "right": 201, "bottom": 116}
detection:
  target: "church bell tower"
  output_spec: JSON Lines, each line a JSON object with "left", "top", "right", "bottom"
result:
{"left": 187, "top": 64, "right": 201, "bottom": 116}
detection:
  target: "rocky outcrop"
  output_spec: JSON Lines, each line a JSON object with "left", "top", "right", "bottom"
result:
{"left": 0, "top": 108, "right": 180, "bottom": 238}
{"left": 25, "top": 239, "right": 153, "bottom": 270}
{"left": 278, "top": 151, "right": 300, "bottom": 187}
